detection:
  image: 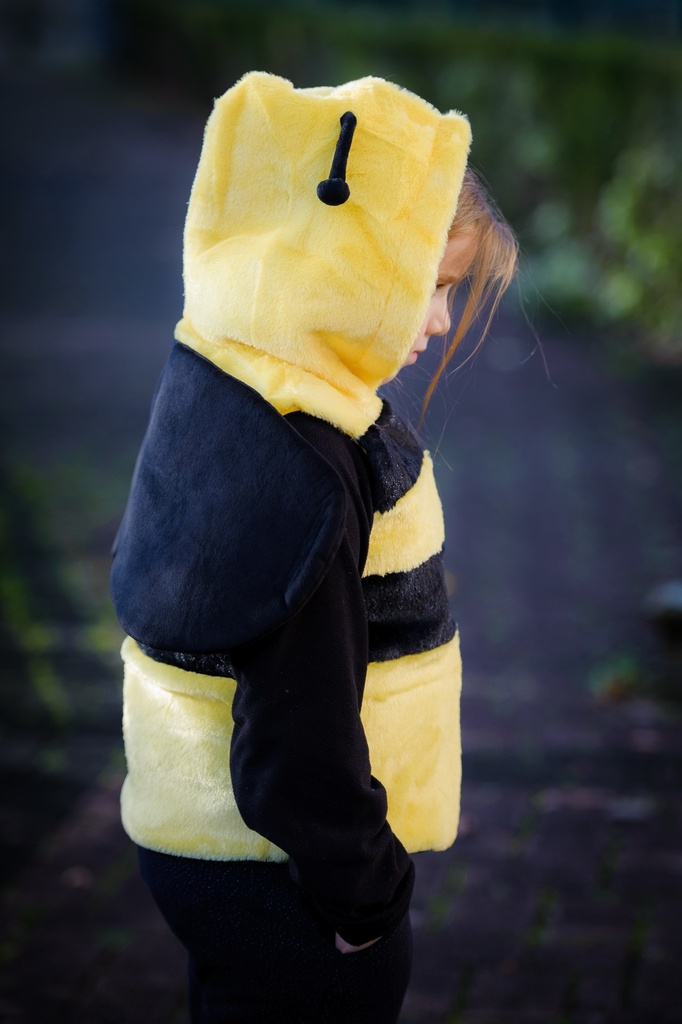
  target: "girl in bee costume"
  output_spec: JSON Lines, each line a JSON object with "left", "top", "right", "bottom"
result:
{"left": 111, "top": 72, "right": 517, "bottom": 1024}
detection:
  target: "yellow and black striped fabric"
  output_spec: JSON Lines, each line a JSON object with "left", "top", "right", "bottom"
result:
{"left": 360, "top": 405, "right": 457, "bottom": 663}
{"left": 357, "top": 405, "right": 462, "bottom": 853}
{"left": 119, "top": 401, "right": 462, "bottom": 861}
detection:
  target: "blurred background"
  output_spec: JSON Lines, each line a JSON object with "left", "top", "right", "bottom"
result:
{"left": 0, "top": 2, "right": 681, "bottom": 1022}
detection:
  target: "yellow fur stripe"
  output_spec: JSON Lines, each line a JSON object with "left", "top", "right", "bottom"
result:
{"left": 363, "top": 635, "right": 462, "bottom": 852}
{"left": 363, "top": 453, "right": 445, "bottom": 577}
{"left": 120, "top": 637, "right": 287, "bottom": 862}
{"left": 120, "top": 632, "right": 461, "bottom": 859}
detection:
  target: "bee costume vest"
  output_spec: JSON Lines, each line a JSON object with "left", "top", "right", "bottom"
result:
{"left": 111, "top": 72, "right": 471, "bottom": 866}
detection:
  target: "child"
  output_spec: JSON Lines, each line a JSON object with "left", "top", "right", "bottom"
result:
{"left": 111, "top": 72, "right": 517, "bottom": 1024}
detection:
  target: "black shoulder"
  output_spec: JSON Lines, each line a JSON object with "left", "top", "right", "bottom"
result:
{"left": 111, "top": 343, "right": 347, "bottom": 652}
{"left": 358, "top": 401, "right": 425, "bottom": 513}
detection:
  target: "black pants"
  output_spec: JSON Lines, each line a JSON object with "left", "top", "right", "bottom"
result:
{"left": 138, "top": 848, "right": 412, "bottom": 1024}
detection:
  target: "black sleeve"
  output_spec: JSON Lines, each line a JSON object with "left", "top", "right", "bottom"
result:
{"left": 228, "top": 417, "right": 414, "bottom": 946}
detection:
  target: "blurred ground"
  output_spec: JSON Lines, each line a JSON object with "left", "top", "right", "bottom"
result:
{"left": 0, "top": 68, "right": 681, "bottom": 1023}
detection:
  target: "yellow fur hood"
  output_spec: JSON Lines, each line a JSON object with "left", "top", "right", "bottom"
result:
{"left": 175, "top": 71, "right": 471, "bottom": 436}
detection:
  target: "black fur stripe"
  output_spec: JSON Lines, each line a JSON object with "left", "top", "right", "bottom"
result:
{"left": 359, "top": 402, "right": 424, "bottom": 514}
{"left": 363, "top": 552, "right": 457, "bottom": 663}
{"left": 137, "top": 643, "right": 236, "bottom": 679}
{"left": 141, "top": 549, "right": 457, "bottom": 673}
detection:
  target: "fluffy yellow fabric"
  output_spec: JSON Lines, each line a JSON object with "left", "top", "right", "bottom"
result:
{"left": 121, "top": 633, "right": 462, "bottom": 859}
{"left": 177, "top": 71, "right": 471, "bottom": 436}
{"left": 363, "top": 635, "right": 463, "bottom": 852}
{"left": 363, "top": 453, "right": 445, "bottom": 577}
{"left": 175, "top": 318, "right": 378, "bottom": 440}
{"left": 120, "top": 637, "right": 286, "bottom": 861}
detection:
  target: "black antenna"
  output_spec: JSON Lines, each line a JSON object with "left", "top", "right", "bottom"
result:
{"left": 317, "top": 111, "right": 357, "bottom": 206}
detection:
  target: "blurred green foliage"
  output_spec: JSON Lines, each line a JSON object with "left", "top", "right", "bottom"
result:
{"left": 120, "top": 1, "right": 682, "bottom": 359}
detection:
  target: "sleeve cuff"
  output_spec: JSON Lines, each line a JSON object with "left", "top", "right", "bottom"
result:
{"left": 327, "top": 860, "right": 415, "bottom": 947}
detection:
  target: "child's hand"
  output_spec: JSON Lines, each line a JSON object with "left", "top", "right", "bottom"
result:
{"left": 334, "top": 932, "right": 382, "bottom": 954}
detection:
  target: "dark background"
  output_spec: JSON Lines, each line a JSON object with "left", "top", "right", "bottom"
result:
{"left": 0, "top": 2, "right": 680, "bottom": 1022}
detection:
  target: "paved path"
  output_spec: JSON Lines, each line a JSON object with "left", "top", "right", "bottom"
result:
{"left": 0, "top": 68, "right": 681, "bottom": 1023}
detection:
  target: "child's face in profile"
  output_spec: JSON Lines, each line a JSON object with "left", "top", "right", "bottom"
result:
{"left": 401, "top": 230, "right": 479, "bottom": 372}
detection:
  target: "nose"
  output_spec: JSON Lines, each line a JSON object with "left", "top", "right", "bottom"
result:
{"left": 426, "top": 293, "right": 451, "bottom": 338}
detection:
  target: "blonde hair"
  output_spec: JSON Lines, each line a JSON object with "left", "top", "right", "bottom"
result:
{"left": 423, "top": 167, "right": 519, "bottom": 410}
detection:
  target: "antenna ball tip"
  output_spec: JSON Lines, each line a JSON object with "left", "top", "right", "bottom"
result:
{"left": 317, "top": 178, "right": 351, "bottom": 206}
